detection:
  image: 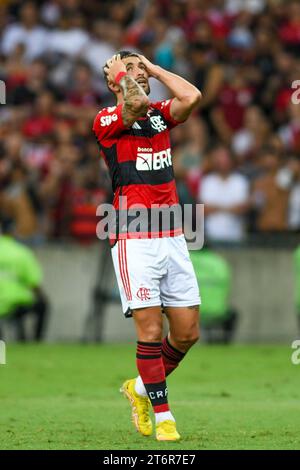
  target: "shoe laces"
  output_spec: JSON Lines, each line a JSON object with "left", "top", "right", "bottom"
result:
{"left": 160, "top": 420, "right": 175, "bottom": 431}
{"left": 139, "top": 396, "right": 150, "bottom": 421}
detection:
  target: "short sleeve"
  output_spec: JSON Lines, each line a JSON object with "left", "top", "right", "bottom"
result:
{"left": 92, "top": 104, "right": 128, "bottom": 144}
{"left": 151, "top": 99, "right": 186, "bottom": 129}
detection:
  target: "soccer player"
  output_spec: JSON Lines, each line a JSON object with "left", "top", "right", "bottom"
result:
{"left": 93, "top": 51, "right": 202, "bottom": 441}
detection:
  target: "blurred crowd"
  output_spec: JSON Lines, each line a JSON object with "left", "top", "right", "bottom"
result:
{"left": 0, "top": 0, "right": 300, "bottom": 244}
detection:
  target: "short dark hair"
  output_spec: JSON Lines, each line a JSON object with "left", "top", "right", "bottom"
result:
{"left": 102, "top": 50, "right": 139, "bottom": 83}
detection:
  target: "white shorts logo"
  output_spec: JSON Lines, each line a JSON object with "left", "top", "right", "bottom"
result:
{"left": 100, "top": 114, "right": 118, "bottom": 127}
{"left": 136, "top": 287, "right": 151, "bottom": 300}
{"left": 136, "top": 148, "right": 172, "bottom": 171}
{"left": 150, "top": 115, "right": 167, "bottom": 132}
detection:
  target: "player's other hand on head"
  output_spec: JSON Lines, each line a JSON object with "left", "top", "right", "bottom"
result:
{"left": 104, "top": 54, "right": 127, "bottom": 84}
{"left": 138, "top": 55, "right": 159, "bottom": 79}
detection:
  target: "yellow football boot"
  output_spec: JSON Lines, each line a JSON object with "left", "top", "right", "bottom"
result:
{"left": 120, "top": 379, "right": 153, "bottom": 436}
{"left": 156, "top": 420, "right": 181, "bottom": 441}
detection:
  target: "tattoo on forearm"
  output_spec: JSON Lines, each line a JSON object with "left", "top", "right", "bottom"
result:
{"left": 120, "top": 75, "right": 148, "bottom": 126}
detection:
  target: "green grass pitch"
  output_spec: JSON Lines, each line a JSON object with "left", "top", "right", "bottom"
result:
{"left": 0, "top": 343, "right": 299, "bottom": 450}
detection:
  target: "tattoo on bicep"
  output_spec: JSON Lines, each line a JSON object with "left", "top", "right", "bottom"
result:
{"left": 120, "top": 76, "right": 148, "bottom": 126}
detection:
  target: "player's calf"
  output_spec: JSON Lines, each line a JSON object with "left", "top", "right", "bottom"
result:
{"left": 136, "top": 341, "right": 176, "bottom": 426}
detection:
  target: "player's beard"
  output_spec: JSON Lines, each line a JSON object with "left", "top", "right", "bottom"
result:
{"left": 141, "top": 81, "right": 150, "bottom": 95}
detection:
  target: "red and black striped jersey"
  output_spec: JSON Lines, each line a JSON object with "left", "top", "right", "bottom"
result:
{"left": 92, "top": 99, "right": 185, "bottom": 241}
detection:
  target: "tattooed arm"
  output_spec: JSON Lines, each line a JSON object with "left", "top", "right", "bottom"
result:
{"left": 104, "top": 54, "right": 150, "bottom": 128}
{"left": 119, "top": 75, "right": 150, "bottom": 127}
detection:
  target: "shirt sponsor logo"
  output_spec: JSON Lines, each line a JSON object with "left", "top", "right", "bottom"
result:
{"left": 136, "top": 148, "right": 172, "bottom": 171}
{"left": 100, "top": 114, "right": 118, "bottom": 126}
{"left": 137, "top": 147, "right": 153, "bottom": 152}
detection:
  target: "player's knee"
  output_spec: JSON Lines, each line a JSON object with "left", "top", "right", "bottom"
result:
{"left": 139, "top": 333, "right": 162, "bottom": 343}
{"left": 179, "top": 335, "right": 200, "bottom": 348}
{"left": 138, "top": 324, "right": 163, "bottom": 343}
{"left": 174, "top": 327, "right": 200, "bottom": 347}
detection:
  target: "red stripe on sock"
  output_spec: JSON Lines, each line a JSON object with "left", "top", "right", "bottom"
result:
{"left": 162, "top": 338, "right": 185, "bottom": 377}
{"left": 163, "top": 340, "right": 184, "bottom": 358}
{"left": 138, "top": 347, "right": 162, "bottom": 353}
{"left": 163, "top": 346, "right": 180, "bottom": 360}
{"left": 153, "top": 404, "right": 170, "bottom": 413}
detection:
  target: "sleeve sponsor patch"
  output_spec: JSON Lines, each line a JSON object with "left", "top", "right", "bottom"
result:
{"left": 100, "top": 113, "right": 118, "bottom": 127}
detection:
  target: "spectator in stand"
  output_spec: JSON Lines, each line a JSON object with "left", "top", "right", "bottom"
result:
{"left": 3, "top": 43, "right": 29, "bottom": 94}
{"left": 190, "top": 34, "right": 224, "bottom": 132}
{"left": 232, "top": 106, "right": 271, "bottom": 178}
{"left": 1, "top": 1, "right": 49, "bottom": 62}
{"left": 7, "top": 58, "right": 63, "bottom": 106}
{"left": 22, "top": 90, "right": 56, "bottom": 140}
{"left": 225, "top": 0, "right": 266, "bottom": 15}
{"left": 0, "top": 161, "right": 41, "bottom": 244}
{"left": 251, "top": 148, "right": 290, "bottom": 232}
{"left": 173, "top": 116, "right": 209, "bottom": 200}
{"left": 69, "top": 161, "right": 110, "bottom": 244}
{"left": 47, "top": 13, "right": 89, "bottom": 59}
{"left": 211, "top": 64, "right": 255, "bottom": 144}
{"left": 40, "top": 143, "right": 80, "bottom": 238}
{"left": 267, "top": 49, "right": 297, "bottom": 127}
{"left": 200, "top": 144, "right": 250, "bottom": 243}
{"left": 82, "top": 20, "right": 122, "bottom": 81}
{"left": 279, "top": 1, "right": 300, "bottom": 56}
{"left": 279, "top": 102, "right": 300, "bottom": 156}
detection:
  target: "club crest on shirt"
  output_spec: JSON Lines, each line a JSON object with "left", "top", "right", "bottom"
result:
{"left": 150, "top": 115, "right": 167, "bottom": 132}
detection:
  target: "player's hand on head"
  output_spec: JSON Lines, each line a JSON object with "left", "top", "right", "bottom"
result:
{"left": 138, "top": 55, "right": 159, "bottom": 79}
{"left": 104, "top": 54, "right": 127, "bottom": 84}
